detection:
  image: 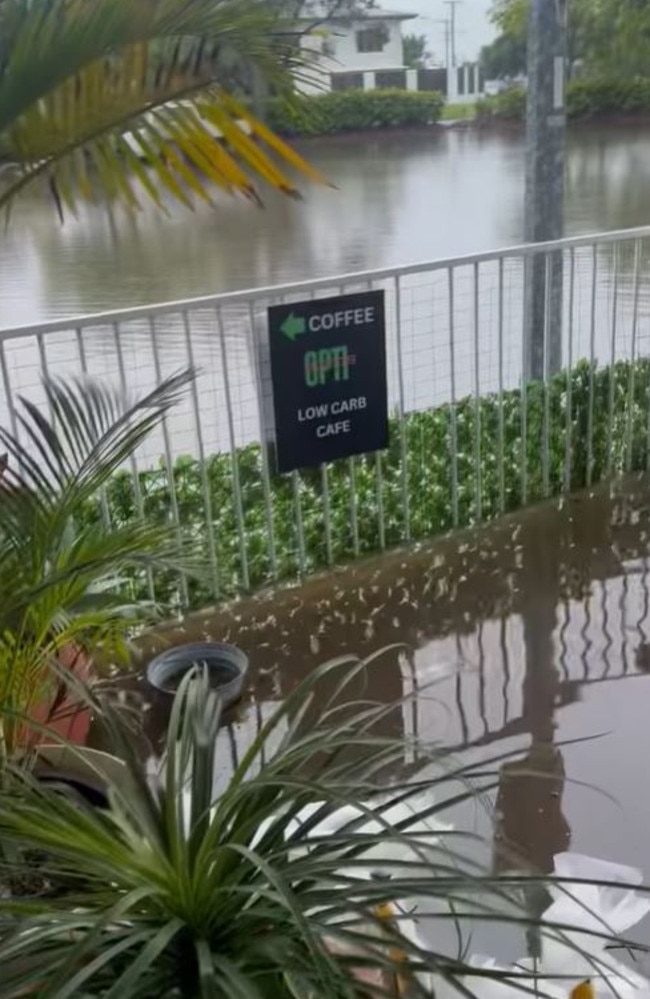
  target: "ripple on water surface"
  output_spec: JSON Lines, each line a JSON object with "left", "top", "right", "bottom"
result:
{"left": 113, "top": 475, "right": 650, "bottom": 949}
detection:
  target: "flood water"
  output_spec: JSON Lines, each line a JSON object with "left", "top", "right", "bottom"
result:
{"left": 5, "top": 121, "right": 650, "bottom": 474}
{"left": 3, "top": 121, "right": 650, "bottom": 327}
{"left": 131, "top": 475, "right": 650, "bottom": 900}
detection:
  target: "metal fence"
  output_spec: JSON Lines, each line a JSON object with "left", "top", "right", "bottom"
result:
{"left": 3, "top": 224, "right": 650, "bottom": 606}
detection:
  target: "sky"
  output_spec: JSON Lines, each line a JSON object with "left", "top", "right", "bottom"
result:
{"left": 385, "top": 0, "right": 496, "bottom": 63}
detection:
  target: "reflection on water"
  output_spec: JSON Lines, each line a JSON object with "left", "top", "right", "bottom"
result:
{"left": 4, "top": 123, "right": 650, "bottom": 326}
{"left": 126, "top": 474, "right": 650, "bottom": 886}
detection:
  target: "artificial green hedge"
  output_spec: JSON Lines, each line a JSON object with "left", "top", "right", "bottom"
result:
{"left": 77, "top": 358, "right": 650, "bottom": 609}
{"left": 266, "top": 89, "right": 444, "bottom": 137}
{"left": 476, "top": 77, "right": 650, "bottom": 122}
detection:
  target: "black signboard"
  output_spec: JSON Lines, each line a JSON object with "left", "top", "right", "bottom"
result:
{"left": 268, "top": 290, "right": 388, "bottom": 473}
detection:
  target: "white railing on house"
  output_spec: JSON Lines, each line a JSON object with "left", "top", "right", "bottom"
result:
{"left": 2, "top": 225, "right": 650, "bottom": 605}
{"left": 325, "top": 63, "right": 483, "bottom": 101}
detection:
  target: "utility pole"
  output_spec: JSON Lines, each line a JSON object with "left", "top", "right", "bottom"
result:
{"left": 443, "top": 0, "right": 461, "bottom": 67}
{"left": 523, "top": 0, "right": 567, "bottom": 381}
{"left": 433, "top": 17, "right": 451, "bottom": 71}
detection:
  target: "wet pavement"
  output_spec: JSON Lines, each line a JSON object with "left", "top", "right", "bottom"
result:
{"left": 120, "top": 475, "right": 650, "bottom": 893}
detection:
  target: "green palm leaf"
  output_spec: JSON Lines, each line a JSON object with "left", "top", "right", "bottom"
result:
{"left": 0, "top": 0, "right": 326, "bottom": 216}
{"left": 0, "top": 369, "right": 208, "bottom": 758}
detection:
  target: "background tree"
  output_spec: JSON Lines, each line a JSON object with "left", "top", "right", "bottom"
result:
{"left": 480, "top": 33, "right": 526, "bottom": 79}
{"left": 402, "top": 33, "right": 432, "bottom": 70}
{"left": 487, "top": 0, "right": 650, "bottom": 78}
{"left": 490, "top": 0, "right": 528, "bottom": 41}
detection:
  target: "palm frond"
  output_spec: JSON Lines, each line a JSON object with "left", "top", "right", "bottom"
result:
{"left": 0, "top": 0, "right": 327, "bottom": 215}
{"left": 0, "top": 370, "right": 202, "bottom": 625}
{"left": 0, "top": 0, "right": 288, "bottom": 131}
{"left": 0, "top": 370, "right": 208, "bottom": 758}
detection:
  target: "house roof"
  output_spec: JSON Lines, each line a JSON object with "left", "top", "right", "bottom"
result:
{"left": 356, "top": 8, "right": 418, "bottom": 19}
{"left": 296, "top": 5, "right": 418, "bottom": 23}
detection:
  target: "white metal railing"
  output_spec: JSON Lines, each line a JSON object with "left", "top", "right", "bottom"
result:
{"left": 3, "top": 224, "right": 650, "bottom": 607}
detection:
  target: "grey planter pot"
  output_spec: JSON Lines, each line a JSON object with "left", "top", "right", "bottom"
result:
{"left": 145, "top": 642, "right": 249, "bottom": 709}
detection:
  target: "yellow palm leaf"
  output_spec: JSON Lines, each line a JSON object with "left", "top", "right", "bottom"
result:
{"left": 0, "top": 1, "right": 327, "bottom": 217}
{"left": 219, "top": 91, "right": 331, "bottom": 188}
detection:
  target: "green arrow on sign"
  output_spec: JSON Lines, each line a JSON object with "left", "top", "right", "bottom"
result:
{"left": 280, "top": 312, "right": 306, "bottom": 342}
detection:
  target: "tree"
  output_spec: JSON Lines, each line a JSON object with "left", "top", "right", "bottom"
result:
{"left": 487, "top": 0, "right": 650, "bottom": 77}
{"left": 0, "top": 0, "right": 327, "bottom": 219}
{"left": 480, "top": 34, "right": 526, "bottom": 79}
{"left": 402, "top": 33, "right": 432, "bottom": 70}
{"left": 490, "top": 0, "right": 528, "bottom": 41}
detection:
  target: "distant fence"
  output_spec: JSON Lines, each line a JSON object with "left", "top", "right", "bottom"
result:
{"left": 329, "top": 63, "right": 483, "bottom": 101}
{"left": 3, "top": 225, "right": 650, "bottom": 608}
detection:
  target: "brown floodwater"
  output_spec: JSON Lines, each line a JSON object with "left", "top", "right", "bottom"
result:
{"left": 4, "top": 121, "right": 650, "bottom": 327}
{"left": 5, "top": 123, "right": 650, "bottom": 470}
{"left": 116, "top": 473, "right": 650, "bottom": 899}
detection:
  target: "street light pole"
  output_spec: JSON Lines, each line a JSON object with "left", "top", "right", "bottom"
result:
{"left": 443, "top": 0, "right": 461, "bottom": 67}
{"left": 524, "top": 0, "right": 567, "bottom": 381}
{"left": 433, "top": 17, "right": 451, "bottom": 71}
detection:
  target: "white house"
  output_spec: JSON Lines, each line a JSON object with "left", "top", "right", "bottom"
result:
{"left": 296, "top": 4, "right": 418, "bottom": 93}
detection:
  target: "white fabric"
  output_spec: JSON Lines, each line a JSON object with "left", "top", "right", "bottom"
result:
{"left": 419, "top": 854, "right": 650, "bottom": 999}
{"left": 523, "top": 853, "right": 650, "bottom": 999}
{"left": 288, "top": 793, "right": 453, "bottom": 879}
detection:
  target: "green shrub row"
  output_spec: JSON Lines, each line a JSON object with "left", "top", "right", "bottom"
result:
{"left": 76, "top": 358, "right": 650, "bottom": 610}
{"left": 476, "top": 77, "right": 650, "bottom": 121}
{"left": 266, "top": 89, "right": 444, "bottom": 137}
{"left": 476, "top": 86, "right": 526, "bottom": 121}
{"left": 476, "top": 77, "right": 650, "bottom": 122}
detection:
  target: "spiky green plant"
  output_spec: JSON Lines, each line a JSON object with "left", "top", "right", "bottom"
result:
{"left": 0, "top": 658, "right": 639, "bottom": 997}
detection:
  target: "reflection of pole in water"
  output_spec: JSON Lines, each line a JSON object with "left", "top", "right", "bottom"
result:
{"left": 455, "top": 634, "right": 470, "bottom": 745}
{"left": 493, "top": 521, "right": 570, "bottom": 957}
{"left": 493, "top": 618, "right": 570, "bottom": 957}
{"left": 493, "top": 742, "right": 569, "bottom": 874}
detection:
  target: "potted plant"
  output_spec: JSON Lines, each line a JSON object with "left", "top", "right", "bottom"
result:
{"left": 0, "top": 370, "right": 206, "bottom": 766}
{"left": 0, "top": 658, "right": 639, "bottom": 998}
